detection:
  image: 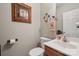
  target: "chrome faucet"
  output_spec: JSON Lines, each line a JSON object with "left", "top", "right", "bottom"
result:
{"left": 62, "top": 32, "right": 68, "bottom": 42}
{"left": 62, "top": 36, "right": 68, "bottom": 42}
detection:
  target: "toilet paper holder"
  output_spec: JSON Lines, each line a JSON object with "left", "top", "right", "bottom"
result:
{"left": 7, "top": 38, "right": 18, "bottom": 44}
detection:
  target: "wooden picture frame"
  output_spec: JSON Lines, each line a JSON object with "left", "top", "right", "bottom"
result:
{"left": 12, "top": 3, "right": 31, "bottom": 23}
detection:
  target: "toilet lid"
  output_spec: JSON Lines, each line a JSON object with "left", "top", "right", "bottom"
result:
{"left": 29, "top": 47, "right": 44, "bottom": 56}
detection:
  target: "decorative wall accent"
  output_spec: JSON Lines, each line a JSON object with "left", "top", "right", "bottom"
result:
{"left": 12, "top": 3, "right": 32, "bottom": 23}
{"left": 43, "top": 13, "right": 56, "bottom": 31}
{"left": 48, "top": 16, "right": 56, "bottom": 31}
{"left": 43, "top": 13, "right": 51, "bottom": 22}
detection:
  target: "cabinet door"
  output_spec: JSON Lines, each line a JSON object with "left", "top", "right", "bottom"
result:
{"left": 44, "top": 46, "right": 65, "bottom": 56}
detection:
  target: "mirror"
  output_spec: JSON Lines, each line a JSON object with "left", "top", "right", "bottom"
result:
{"left": 56, "top": 3, "right": 79, "bottom": 38}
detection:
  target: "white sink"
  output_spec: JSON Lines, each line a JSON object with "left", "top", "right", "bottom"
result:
{"left": 53, "top": 40, "right": 77, "bottom": 49}
{"left": 62, "top": 42, "right": 76, "bottom": 49}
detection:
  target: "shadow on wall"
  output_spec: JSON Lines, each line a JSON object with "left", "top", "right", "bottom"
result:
{"left": 2, "top": 43, "right": 14, "bottom": 52}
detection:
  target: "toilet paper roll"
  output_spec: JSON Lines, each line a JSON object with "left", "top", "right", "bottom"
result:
{"left": 10, "top": 39, "right": 16, "bottom": 44}
{"left": 7, "top": 38, "right": 18, "bottom": 44}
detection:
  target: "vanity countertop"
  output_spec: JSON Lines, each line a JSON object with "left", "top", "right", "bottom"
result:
{"left": 44, "top": 38, "right": 79, "bottom": 56}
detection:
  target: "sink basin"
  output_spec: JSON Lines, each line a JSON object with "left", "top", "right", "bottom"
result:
{"left": 53, "top": 40, "right": 77, "bottom": 49}
{"left": 62, "top": 42, "right": 76, "bottom": 49}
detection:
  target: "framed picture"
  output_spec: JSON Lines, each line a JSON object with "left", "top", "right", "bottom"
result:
{"left": 12, "top": 3, "right": 31, "bottom": 23}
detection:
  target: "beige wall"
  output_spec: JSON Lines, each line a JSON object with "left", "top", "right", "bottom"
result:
{"left": 0, "top": 3, "right": 40, "bottom": 56}
{"left": 56, "top": 3, "right": 79, "bottom": 31}
{"left": 40, "top": 3, "right": 56, "bottom": 39}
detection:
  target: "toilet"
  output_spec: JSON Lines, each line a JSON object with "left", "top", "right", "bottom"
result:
{"left": 29, "top": 37, "right": 51, "bottom": 56}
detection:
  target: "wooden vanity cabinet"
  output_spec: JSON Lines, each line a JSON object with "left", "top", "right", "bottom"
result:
{"left": 44, "top": 45, "right": 67, "bottom": 56}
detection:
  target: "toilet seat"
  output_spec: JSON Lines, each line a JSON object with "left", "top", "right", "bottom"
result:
{"left": 29, "top": 47, "right": 44, "bottom": 56}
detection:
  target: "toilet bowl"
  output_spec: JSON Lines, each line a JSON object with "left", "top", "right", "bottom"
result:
{"left": 29, "top": 47, "right": 44, "bottom": 56}
{"left": 29, "top": 37, "right": 51, "bottom": 56}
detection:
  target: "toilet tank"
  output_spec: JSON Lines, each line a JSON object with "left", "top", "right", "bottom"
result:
{"left": 40, "top": 37, "right": 51, "bottom": 48}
